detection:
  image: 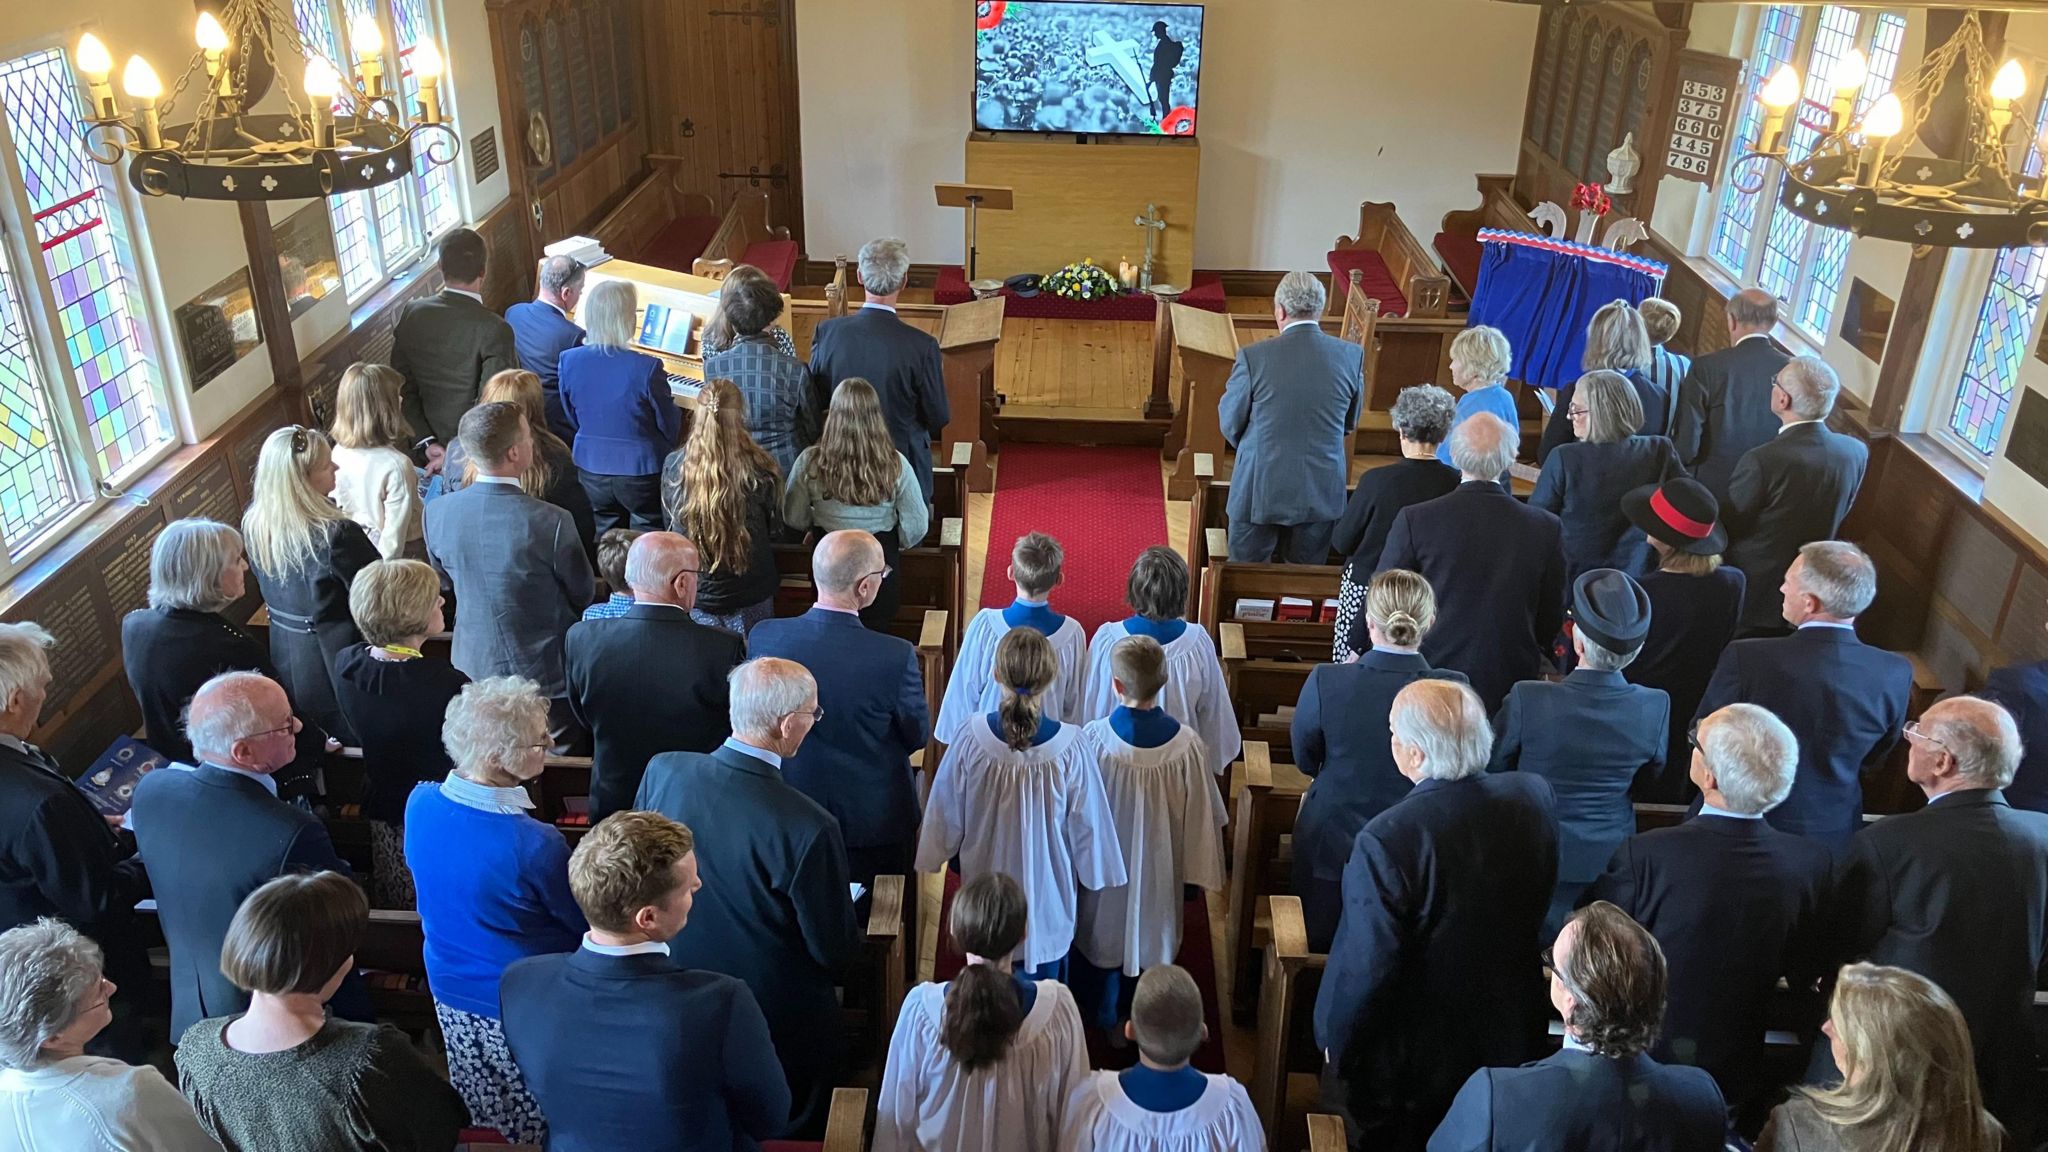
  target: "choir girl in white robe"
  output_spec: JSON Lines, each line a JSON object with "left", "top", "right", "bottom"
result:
{"left": 1080, "top": 546, "right": 1242, "bottom": 775}
{"left": 917, "top": 627, "right": 1126, "bottom": 976}
{"left": 877, "top": 873, "right": 1089, "bottom": 1152}
{"left": 1061, "top": 966, "right": 1265, "bottom": 1152}
{"left": 936, "top": 531, "right": 1090, "bottom": 744}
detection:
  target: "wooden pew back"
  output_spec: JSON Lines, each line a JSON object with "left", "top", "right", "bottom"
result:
{"left": 1199, "top": 561, "right": 1342, "bottom": 663}
{"left": 1331, "top": 201, "right": 1450, "bottom": 319}
{"left": 1250, "top": 895, "right": 1326, "bottom": 1150}
{"left": 689, "top": 190, "right": 791, "bottom": 279}
{"left": 1223, "top": 743, "right": 1312, "bottom": 1026}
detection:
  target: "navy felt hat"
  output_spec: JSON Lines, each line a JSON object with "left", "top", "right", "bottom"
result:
{"left": 1572, "top": 568, "right": 1652, "bottom": 654}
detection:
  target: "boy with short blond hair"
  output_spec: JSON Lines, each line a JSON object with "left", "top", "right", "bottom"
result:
{"left": 934, "top": 531, "right": 1089, "bottom": 744}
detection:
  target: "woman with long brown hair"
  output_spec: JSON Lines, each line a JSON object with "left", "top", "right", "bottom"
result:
{"left": 660, "top": 378, "right": 783, "bottom": 636}
{"left": 328, "top": 362, "right": 424, "bottom": 560}
{"left": 442, "top": 369, "right": 597, "bottom": 560}
{"left": 783, "top": 377, "right": 928, "bottom": 629}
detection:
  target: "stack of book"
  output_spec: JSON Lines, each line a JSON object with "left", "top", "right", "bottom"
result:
{"left": 544, "top": 235, "right": 612, "bottom": 269}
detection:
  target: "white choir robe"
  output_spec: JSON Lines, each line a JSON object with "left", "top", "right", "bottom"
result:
{"left": 1074, "top": 723, "right": 1227, "bottom": 975}
{"left": 935, "top": 609, "right": 1090, "bottom": 745}
{"left": 915, "top": 721, "right": 1128, "bottom": 968}
{"left": 1080, "top": 621, "right": 1243, "bottom": 775}
{"left": 1059, "top": 1071, "right": 1268, "bottom": 1152}
{"left": 875, "top": 979, "right": 1089, "bottom": 1152}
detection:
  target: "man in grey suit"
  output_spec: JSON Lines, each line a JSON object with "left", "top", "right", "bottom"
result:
{"left": 392, "top": 227, "right": 523, "bottom": 451}
{"left": 425, "top": 402, "right": 596, "bottom": 750}
{"left": 1670, "top": 288, "right": 1791, "bottom": 503}
{"left": 1220, "top": 271, "right": 1364, "bottom": 563}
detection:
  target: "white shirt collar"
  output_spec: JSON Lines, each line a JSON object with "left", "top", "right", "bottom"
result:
{"left": 448, "top": 287, "right": 485, "bottom": 304}
{"left": 1370, "top": 644, "right": 1420, "bottom": 656}
{"left": 631, "top": 600, "right": 689, "bottom": 613}
{"left": 1735, "top": 331, "right": 1771, "bottom": 345}
{"left": 1777, "top": 419, "right": 1823, "bottom": 435}
{"left": 580, "top": 933, "right": 670, "bottom": 957}
{"left": 1700, "top": 802, "right": 1763, "bottom": 821}
{"left": 0, "top": 734, "right": 28, "bottom": 755}
{"left": 860, "top": 301, "right": 898, "bottom": 314}
{"left": 204, "top": 762, "right": 278, "bottom": 796}
{"left": 1562, "top": 1032, "right": 1593, "bottom": 1053}
{"left": 536, "top": 299, "right": 566, "bottom": 319}
{"left": 1799, "top": 620, "right": 1856, "bottom": 631}
{"left": 723, "top": 737, "right": 782, "bottom": 769}
{"left": 439, "top": 772, "right": 536, "bottom": 814}
{"left": 1282, "top": 318, "right": 1321, "bottom": 333}
{"left": 472, "top": 473, "right": 523, "bottom": 489}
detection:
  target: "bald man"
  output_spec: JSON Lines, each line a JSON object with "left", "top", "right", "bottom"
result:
{"left": 1670, "top": 288, "right": 1792, "bottom": 503}
{"left": 129, "top": 671, "right": 367, "bottom": 1037}
{"left": 1824, "top": 695, "right": 2048, "bottom": 1143}
{"left": 748, "top": 531, "right": 930, "bottom": 887}
{"left": 566, "top": 531, "right": 745, "bottom": 819}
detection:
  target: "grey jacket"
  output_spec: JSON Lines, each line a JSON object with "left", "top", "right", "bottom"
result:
{"left": 391, "top": 290, "right": 523, "bottom": 445}
{"left": 1220, "top": 324, "right": 1363, "bottom": 526}
{"left": 423, "top": 480, "right": 594, "bottom": 698}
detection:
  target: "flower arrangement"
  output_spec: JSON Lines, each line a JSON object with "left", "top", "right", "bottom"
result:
{"left": 1571, "top": 182, "right": 1613, "bottom": 217}
{"left": 1044, "top": 258, "right": 1122, "bottom": 302}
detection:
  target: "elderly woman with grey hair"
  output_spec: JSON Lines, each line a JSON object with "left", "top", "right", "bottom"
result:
{"left": 558, "top": 277, "right": 685, "bottom": 534}
{"left": 1330, "top": 384, "right": 1461, "bottom": 660}
{"left": 0, "top": 918, "right": 222, "bottom": 1149}
{"left": 402, "top": 675, "right": 584, "bottom": 1142}
{"left": 1436, "top": 325, "right": 1521, "bottom": 470}
{"left": 1531, "top": 368, "right": 1683, "bottom": 584}
{"left": 1540, "top": 300, "right": 1670, "bottom": 462}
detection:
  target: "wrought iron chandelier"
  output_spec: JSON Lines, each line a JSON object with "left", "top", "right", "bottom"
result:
{"left": 73, "top": 0, "right": 458, "bottom": 202}
{"left": 1732, "top": 12, "right": 2048, "bottom": 248}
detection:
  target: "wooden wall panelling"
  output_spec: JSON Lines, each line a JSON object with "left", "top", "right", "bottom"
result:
{"left": 1517, "top": 5, "right": 1686, "bottom": 229}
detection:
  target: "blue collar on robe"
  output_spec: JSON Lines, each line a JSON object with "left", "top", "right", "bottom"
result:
{"left": 1004, "top": 599, "right": 1066, "bottom": 635}
{"left": 1119, "top": 1063, "right": 1207, "bottom": 1112}
{"left": 1110, "top": 704, "right": 1181, "bottom": 748}
{"left": 1122, "top": 614, "right": 1188, "bottom": 644}
{"left": 1012, "top": 972, "right": 1037, "bottom": 1015}
{"left": 985, "top": 712, "right": 1062, "bottom": 747}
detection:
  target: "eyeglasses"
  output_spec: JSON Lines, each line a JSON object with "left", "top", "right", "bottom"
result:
{"left": 862, "top": 565, "right": 895, "bottom": 584}
{"left": 1566, "top": 406, "right": 1589, "bottom": 419}
{"left": 1902, "top": 720, "right": 1946, "bottom": 751}
{"left": 519, "top": 742, "right": 551, "bottom": 754}
{"left": 1686, "top": 719, "right": 1702, "bottom": 750}
{"left": 240, "top": 720, "right": 297, "bottom": 742}
{"left": 784, "top": 706, "right": 825, "bottom": 724}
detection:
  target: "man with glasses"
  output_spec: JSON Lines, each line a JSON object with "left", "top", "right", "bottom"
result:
{"left": 1825, "top": 694, "right": 2048, "bottom": 1144}
{"left": 635, "top": 657, "right": 862, "bottom": 1139}
{"left": 128, "top": 671, "right": 368, "bottom": 1039}
{"left": 747, "top": 530, "right": 929, "bottom": 891}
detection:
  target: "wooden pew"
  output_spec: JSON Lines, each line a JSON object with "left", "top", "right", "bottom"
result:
{"left": 1223, "top": 742, "right": 1312, "bottom": 1026}
{"left": 1306, "top": 1114, "right": 1348, "bottom": 1152}
{"left": 585, "top": 157, "right": 717, "bottom": 270}
{"left": 1165, "top": 305, "right": 1243, "bottom": 501}
{"left": 1250, "top": 895, "right": 1326, "bottom": 1150}
{"left": 819, "top": 1087, "right": 873, "bottom": 1152}
{"left": 1181, "top": 459, "right": 1220, "bottom": 620}
{"left": 1435, "top": 173, "right": 1537, "bottom": 304}
{"left": 688, "top": 190, "right": 799, "bottom": 290}
{"left": 1219, "top": 625, "right": 1312, "bottom": 766}
{"left": 1326, "top": 201, "right": 1451, "bottom": 320}
{"left": 1198, "top": 561, "right": 1343, "bottom": 664}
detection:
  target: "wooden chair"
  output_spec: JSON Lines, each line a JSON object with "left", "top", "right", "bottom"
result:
{"left": 1435, "top": 173, "right": 1537, "bottom": 304}
{"left": 1250, "top": 895, "right": 1327, "bottom": 1150}
{"left": 1326, "top": 201, "right": 1450, "bottom": 320}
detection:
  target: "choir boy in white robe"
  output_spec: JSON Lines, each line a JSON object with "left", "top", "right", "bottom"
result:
{"left": 1074, "top": 636, "right": 1227, "bottom": 1029}
{"left": 917, "top": 627, "right": 1126, "bottom": 977}
{"left": 1081, "top": 546, "right": 1242, "bottom": 776}
{"left": 877, "top": 873, "right": 1089, "bottom": 1152}
{"left": 1061, "top": 966, "right": 1265, "bottom": 1152}
{"left": 936, "top": 531, "right": 1090, "bottom": 744}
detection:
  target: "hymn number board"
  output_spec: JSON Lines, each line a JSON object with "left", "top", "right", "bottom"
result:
{"left": 1666, "top": 50, "right": 1744, "bottom": 186}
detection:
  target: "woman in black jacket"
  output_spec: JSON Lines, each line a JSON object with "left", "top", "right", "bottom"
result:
{"left": 1530, "top": 368, "right": 1682, "bottom": 583}
{"left": 242, "top": 426, "right": 379, "bottom": 745}
{"left": 661, "top": 379, "right": 783, "bottom": 636}
{"left": 1330, "top": 384, "right": 1460, "bottom": 661}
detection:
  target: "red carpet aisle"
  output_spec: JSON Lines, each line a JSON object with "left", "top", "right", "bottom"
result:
{"left": 976, "top": 443, "right": 1170, "bottom": 633}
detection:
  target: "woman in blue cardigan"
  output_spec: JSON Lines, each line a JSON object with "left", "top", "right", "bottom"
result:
{"left": 559, "top": 279, "right": 683, "bottom": 534}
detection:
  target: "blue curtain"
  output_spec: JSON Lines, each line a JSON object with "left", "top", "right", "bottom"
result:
{"left": 1470, "top": 237, "right": 1663, "bottom": 393}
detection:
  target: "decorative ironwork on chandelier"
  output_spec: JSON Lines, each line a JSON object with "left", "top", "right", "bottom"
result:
{"left": 73, "top": 0, "right": 458, "bottom": 202}
{"left": 1730, "top": 12, "right": 2048, "bottom": 249}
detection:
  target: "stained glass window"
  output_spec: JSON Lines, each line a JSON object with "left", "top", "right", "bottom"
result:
{"left": 392, "top": 0, "right": 460, "bottom": 236}
{"left": 0, "top": 50, "right": 168, "bottom": 482}
{"left": 1711, "top": 6, "right": 1804, "bottom": 274}
{"left": 1948, "top": 85, "right": 2048, "bottom": 457}
{"left": 0, "top": 238, "right": 77, "bottom": 542}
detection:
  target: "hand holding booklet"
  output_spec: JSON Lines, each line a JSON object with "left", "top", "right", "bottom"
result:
{"left": 71, "top": 736, "right": 168, "bottom": 819}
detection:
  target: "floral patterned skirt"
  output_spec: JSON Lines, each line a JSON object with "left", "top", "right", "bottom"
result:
{"left": 1332, "top": 575, "right": 1369, "bottom": 663}
{"left": 435, "top": 1001, "right": 546, "bottom": 1144}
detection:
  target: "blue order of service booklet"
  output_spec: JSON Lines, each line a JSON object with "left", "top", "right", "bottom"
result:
{"left": 72, "top": 735, "right": 169, "bottom": 818}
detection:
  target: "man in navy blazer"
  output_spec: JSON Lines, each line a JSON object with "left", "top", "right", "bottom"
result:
{"left": 1585, "top": 703, "right": 1833, "bottom": 1123}
{"left": 1219, "top": 271, "right": 1364, "bottom": 564}
{"left": 504, "top": 254, "right": 587, "bottom": 440}
{"left": 635, "top": 658, "right": 863, "bottom": 1138}
{"left": 1428, "top": 903, "right": 1725, "bottom": 1152}
{"left": 1696, "top": 542, "right": 1910, "bottom": 850}
{"left": 1670, "top": 288, "right": 1792, "bottom": 504}
{"left": 500, "top": 810, "right": 790, "bottom": 1152}
{"left": 129, "top": 672, "right": 368, "bottom": 1039}
{"left": 746, "top": 532, "right": 928, "bottom": 885}
{"left": 1379, "top": 413, "right": 1567, "bottom": 713}
{"left": 1314, "top": 680, "right": 1559, "bottom": 1151}
{"left": 1981, "top": 598, "right": 2048, "bottom": 813}
{"left": 806, "top": 238, "right": 948, "bottom": 500}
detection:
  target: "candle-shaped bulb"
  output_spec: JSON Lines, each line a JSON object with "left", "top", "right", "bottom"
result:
{"left": 1993, "top": 59, "right": 2027, "bottom": 104}
{"left": 412, "top": 37, "right": 444, "bottom": 81}
{"left": 1864, "top": 92, "right": 1905, "bottom": 139}
{"left": 76, "top": 34, "right": 113, "bottom": 80}
{"left": 121, "top": 55, "right": 162, "bottom": 100}
{"left": 195, "top": 12, "right": 229, "bottom": 54}
{"left": 1761, "top": 64, "right": 1801, "bottom": 110}
{"left": 350, "top": 13, "right": 383, "bottom": 57}
{"left": 1831, "top": 48, "right": 1868, "bottom": 96}
{"left": 303, "top": 55, "right": 340, "bottom": 99}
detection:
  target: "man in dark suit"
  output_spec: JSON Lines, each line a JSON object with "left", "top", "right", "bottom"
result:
{"left": 566, "top": 531, "right": 743, "bottom": 821}
{"left": 426, "top": 403, "right": 596, "bottom": 752}
{"left": 1493, "top": 569, "right": 1669, "bottom": 937}
{"left": 635, "top": 657, "right": 863, "bottom": 1138}
{"left": 1722, "top": 355, "right": 1868, "bottom": 636}
{"left": 1823, "top": 695, "right": 2048, "bottom": 1145}
{"left": 746, "top": 531, "right": 928, "bottom": 886}
{"left": 806, "top": 237, "right": 948, "bottom": 500}
{"left": 128, "top": 671, "right": 367, "bottom": 1039}
{"left": 503, "top": 254, "right": 586, "bottom": 440}
{"left": 1696, "top": 542, "right": 1910, "bottom": 851}
{"left": 1586, "top": 703, "right": 1833, "bottom": 1122}
{"left": 500, "top": 810, "right": 790, "bottom": 1151}
{"left": 1670, "top": 287, "right": 1792, "bottom": 504}
{"left": 1379, "top": 413, "right": 1567, "bottom": 713}
{"left": 1220, "top": 271, "right": 1364, "bottom": 564}
{"left": 391, "top": 227, "right": 522, "bottom": 454}
{"left": 1428, "top": 903, "right": 1726, "bottom": 1152}
{"left": 1314, "top": 680, "right": 1559, "bottom": 1151}
{"left": 1983, "top": 612, "right": 2048, "bottom": 813}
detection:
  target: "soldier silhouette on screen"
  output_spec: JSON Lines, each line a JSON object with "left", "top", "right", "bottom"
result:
{"left": 1149, "top": 20, "right": 1183, "bottom": 118}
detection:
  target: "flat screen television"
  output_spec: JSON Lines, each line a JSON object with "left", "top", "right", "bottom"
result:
{"left": 975, "top": 1, "right": 1205, "bottom": 137}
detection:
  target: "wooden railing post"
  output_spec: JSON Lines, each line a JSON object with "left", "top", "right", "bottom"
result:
{"left": 1147, "top": 284, "right": 1185, "bottom": 425}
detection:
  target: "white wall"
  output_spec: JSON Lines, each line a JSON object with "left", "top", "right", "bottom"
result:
{"left": 796, "top": 0, "right": 1538, "bottom": 270}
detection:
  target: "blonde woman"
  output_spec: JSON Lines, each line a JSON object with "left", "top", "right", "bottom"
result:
{"left": 1530, "top": 369, "right": 1682, "bottom": 583}
{"left": 559, "top": 279, "right": 682, "bottom": 533}
{"left": 1757, "top": 964, "right": 2003, "bottom": 1152}
{"left": 660, "top": 379, "right": 783, "bottom": 635}
{"left": 1540, "top": 299, "right": 1665, "bottom": 461}
{"left": 242, "top": 425, "right": 380, "bottom": 743}
{"left": 1435, "top": 325, "right": 1518, "bottom": 469}
{"left": 443, "top": 370, "right": 597, "bottom": 558}
{"left": 329, "top": 363, "right": 424, "bottom": 560}
{"left": 783, "top": 378, "right": 928, "bottom": 629}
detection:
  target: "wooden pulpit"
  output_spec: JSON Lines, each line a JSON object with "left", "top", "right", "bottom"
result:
{"left": 1166, "top": 303, "right": 1239, "bottom": 500}
{"left": 937, "top": 297, "right": 1004, "bottom": 493}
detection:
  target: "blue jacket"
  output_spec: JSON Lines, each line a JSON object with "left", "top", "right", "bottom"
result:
{"left": 504, "top": 300, "right": 585, "bottom": 439}
{"left": 1529, "top": 436, "right": 1682, "bottom": 582}
{"left": 1437, "top": 384, "right": 1521, "bottom": 468}
{"left": 1428, "top": 1049, "right": 1725, "bottom": 1152}
{"left": 807, "top": 306, "right": 949, "bottom": 500}
{"left": 560, "top": 345, "right": 684, "bottom": 475}
{"left": 500, "top": 948, "right": 790, "bottom": 1152}
{"left": 1220, "top": 324, "right": 1363, "bottom": 526}
{"left": 746, "top": 608, "right": 929, "bottom": 850}
{"left": 1983, "top": 660, "right": 2048, "bottom": 814}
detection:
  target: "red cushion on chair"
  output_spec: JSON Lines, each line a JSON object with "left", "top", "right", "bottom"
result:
{"left": 740, "top": 240, "right": 800, "bottom": 290}
{"left": 1325, "top": 247, "right": 1408, "bottom": 318}
{"left": 639, "top": 215, "right": 720, "bottom": 272}
{"left": 1434, "top": 232, "right": 1483, "bottom": 297}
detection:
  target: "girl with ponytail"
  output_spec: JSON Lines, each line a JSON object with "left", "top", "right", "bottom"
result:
{"left": 875, "top": 873, "right": 1087, "bottom": 1152}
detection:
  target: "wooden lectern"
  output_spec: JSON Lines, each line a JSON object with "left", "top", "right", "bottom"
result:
{"left": 936, "top": 183, "right": 1014, "bottom": 282}
{"left": 1166, "top": 304, "right": 1238, "bottom": 501}
{"left": 936, "top": 296, "right": 1005, "bottom": 493}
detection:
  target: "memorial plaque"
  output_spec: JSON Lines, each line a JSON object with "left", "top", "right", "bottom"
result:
{"left": 565, "top": 7, "right": 599, "bottom": 152}
{"left": 177, "top": 265, "right": 256, "bottom": 391}
{"left": 2005, "top": 387, "right": 2048, "bottom": 490}
{"left": 1840, "top": 278, "right": 1894, "bottom": 364}
{"left": 169, "top": 458, "right": 243, "bottom": 528}
{"left": 519, "top": 21, "right": 553, "bottom": 180}
{"left": 543, "top": 17, "right": 579, "bottom": 168}
{"left": 1666, "top": 50, "right": 1744, "bottom": 186}
{"left": 95, "top": 508, "right": 167, "bottom": 621}
{"left": 274, "top": 203, "right": 341, "bottom": 313}
{"left": 33, "top": 581, "right": 113, "bottom": 717}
